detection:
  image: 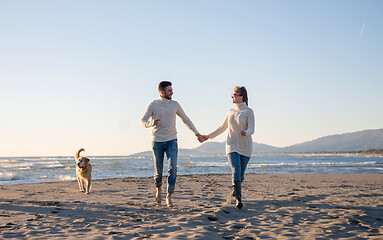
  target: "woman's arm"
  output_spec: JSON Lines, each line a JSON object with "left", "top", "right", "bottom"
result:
{"left": 245, "top": 109, "right": 255, "bottom": 136}
{"left": 208, "top": 114, "right": 229, "bottom": 139}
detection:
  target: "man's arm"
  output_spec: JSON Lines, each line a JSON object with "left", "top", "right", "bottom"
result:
{"left": 140, "top": 103, "right": 158, "bottom": 128}
{"left": 176, "top": 103, "right": 199, "bottom": 136}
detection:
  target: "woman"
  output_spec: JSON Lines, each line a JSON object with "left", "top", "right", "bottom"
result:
{"left": 202, "top": 86, "right": 255, "bottom": 208}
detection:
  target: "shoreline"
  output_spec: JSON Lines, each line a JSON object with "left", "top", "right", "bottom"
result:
{"left": 2, "top": 151, "right": 383, "bottom": 158}
{"left": 2, "top": 172, "right": 382, "bottom": 186}
{"left": 1, "top": 173, "right": 383, "bottom": 239}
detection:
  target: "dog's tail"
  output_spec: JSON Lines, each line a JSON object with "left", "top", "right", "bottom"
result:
{"left": 75, "top": 148, "right": 85, "bottom": 161}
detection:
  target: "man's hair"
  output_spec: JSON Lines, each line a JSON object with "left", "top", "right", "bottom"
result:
{"left": 158, "top": 81, "right": 172, "bottom": 92}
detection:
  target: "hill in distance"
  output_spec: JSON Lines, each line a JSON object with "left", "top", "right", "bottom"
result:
{"left": 281, "top": 129, "right": 383, "bottom": 153}
{"left": 130, "top": 129, "right": 383, "bottom": 155}
{"left": 193, "top": 142, "right": 278, "bottom": 153}
{"left": 192, "top": 128, "right": 383, "bottom": 154}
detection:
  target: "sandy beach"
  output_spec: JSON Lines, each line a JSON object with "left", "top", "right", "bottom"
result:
{"left": 1, "top": 174, "right": 382, "bottom": 239}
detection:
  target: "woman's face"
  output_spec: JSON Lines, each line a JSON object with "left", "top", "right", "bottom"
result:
{"left": 231, "top": 91, "right": 243, "bottom": 103}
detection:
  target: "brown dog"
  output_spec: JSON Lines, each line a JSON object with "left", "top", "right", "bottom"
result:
{"left": 75, "top": 148, "right": 92, "bottom": 194}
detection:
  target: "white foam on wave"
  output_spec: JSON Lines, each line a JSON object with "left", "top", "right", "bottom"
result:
{"left": 59, "top": 175, "right": 76, "bottom": 181}
{"left": 355, "top": 161, "right": 377, "bottom": 165}
{"left": 306, "top": 161, "right": 377, "bottom": 166}
{"left": 293, "top": 153, "right": 360, "bottom": 157}
{"left": 43, "top": 164, "right": 65, "bottom": 168}
{"left": 248, "top": 163, "right": 299, "bottom": 168}
{"left": 0, "top": 162, "right": 34, "bottom": 169}
{"left": 37, "top": 157, "right": 73, "bottom": 161}
{"left": 0, "top": 159, "right": 19, "bottom": 163}
{"left": 0, "top": 172, "right": 20, "bottom": 181}
{"left": 34, "top": 161, "right": 66, "bottom": 168}
{"left": 1, "top": 161, "right": 69, "bottom": 170}
{"left": 191, "top": 162, "right": 228, "bottom": 167}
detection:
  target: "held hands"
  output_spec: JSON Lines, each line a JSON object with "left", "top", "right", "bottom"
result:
{"left": 153, "top": 119, "right": 160, "bottom": 126}
{"left": 196, "top": 134, "right": 209, "bottom": 143}
{"left": 241, "top": 131, "right": 247, "bottom": 136}
{"left": 196, "top": 134, "right": 204, "bottom": 143}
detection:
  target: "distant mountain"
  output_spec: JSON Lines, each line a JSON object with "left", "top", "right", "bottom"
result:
{"left": 129, "top": 148, "right": 204, "bottom": 157}
{"left": 193, "top": 142, "right": 278, "bottom": 153}
{"left": 254, "top": 143, "right": 280, "bottom": 152}
{"left": 129, "top": 129, "right": 383, "bottom": 156}
{"left": 129, "top": 151, "right": 153, "bottom": 157}
{"left": 192, "top": 129, "right": 383, "bottom": 153}
{"left": 193, "top": 142, "right": 225, "bottom": 153}
{"left": 281, "top": 129, "right": 383, "bottom": 152}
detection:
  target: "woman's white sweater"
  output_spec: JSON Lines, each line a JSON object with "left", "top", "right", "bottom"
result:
{"left": 208, "top": 102, "right": 255, "bottom": 157}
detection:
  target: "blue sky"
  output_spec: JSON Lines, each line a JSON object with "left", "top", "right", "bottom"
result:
{"left": 1, "top": 0, "right": 382, "bottom": 156}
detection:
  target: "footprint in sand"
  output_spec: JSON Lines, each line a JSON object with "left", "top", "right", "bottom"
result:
{"left": 207, "top": 215, "right": 218, "bottom": 221}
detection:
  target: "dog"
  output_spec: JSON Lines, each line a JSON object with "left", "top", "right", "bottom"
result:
{"left": 75, "top": 148, "right": 92, "bottom": 194}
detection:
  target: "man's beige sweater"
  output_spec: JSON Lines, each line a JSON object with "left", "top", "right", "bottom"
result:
{"left": 208, "top": 102, "right": 255, "bottom": 157}
{"left": 141, "top": 97, "right": 199, "bottom": 142}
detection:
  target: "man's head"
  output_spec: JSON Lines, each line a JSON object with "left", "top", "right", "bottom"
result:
{"left": 158, "top": 81, "right": 173, "bottom": 100}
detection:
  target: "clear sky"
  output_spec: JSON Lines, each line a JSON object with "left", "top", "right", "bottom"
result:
{"left": 1, "top": 0, "right": 382, "bottom": 156}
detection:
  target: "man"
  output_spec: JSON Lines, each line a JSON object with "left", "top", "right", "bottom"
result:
{"left": 141, "top": 81, "right": 202, "bottom": 207}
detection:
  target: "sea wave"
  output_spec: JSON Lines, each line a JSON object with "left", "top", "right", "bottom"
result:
{"left": 0, "top": 172, "right": 20, "bottom": 181}
{"left": 306, "top": 161, "right": 376, "bottom": 166}
{"left": 0, "top": 161, "right": 69, "bottom": 169}
{"left": 37, "top": 157, "right": 74, "bottom": 161}
{"left": 0, "top": 159, "right": 19, "bottom": 163}
{"left": 0, "top": 162, "right": 34, "bottom": 169}
{"left": 291, "top": 153, "right": 362, "bottom": 158}
{"left": 59, "top": 175, "right": 76, "bottom": 181}
{"left": 95, "top": 156, "right": 150, "bottom": 161}
{"left": 1, "top": 154, "right": 382, "bottom": 185}
{"left": 248, "top": 163, "right": 299, "bottom": 168}
{"left": 40, "top": 164, "right": 66, "bottom": 169}
{"left": 190, "top": 162, "right": 228, "bottom": 167}
{"left": 32, "top": 161, "right": 68, "bottom": 169}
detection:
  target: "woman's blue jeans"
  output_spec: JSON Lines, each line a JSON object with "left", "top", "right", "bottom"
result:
{"left": 152, "top": 139, "right": 178, "bottom": 194}
{"left": 227, "top": 152, "right": 251, "bottom": 184}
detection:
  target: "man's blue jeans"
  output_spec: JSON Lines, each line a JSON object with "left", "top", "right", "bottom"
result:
{"left": 227, "top": 152, "right": 251, "bottom": 184}
{"left": 152, "top": 139, "right": 178, "bottom": 194}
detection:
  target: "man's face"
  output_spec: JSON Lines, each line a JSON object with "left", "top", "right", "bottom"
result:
{"left": 161, "top": 86, "right": 173, "bottom": 99}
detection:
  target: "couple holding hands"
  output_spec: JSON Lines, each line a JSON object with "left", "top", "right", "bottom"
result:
{"left": 140, "top": 81, "right": 255, "bottom": 208}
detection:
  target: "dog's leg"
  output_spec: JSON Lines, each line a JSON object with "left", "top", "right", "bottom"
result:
{"left": 79, "top": 177, "right": 85, "bottom": 192}
{"left": 81, "top": 179, "right": 86, "bottom": 193}
{"left": 85, "top": 178, "right": 91, "bottom": 194}
{"left": 77, "top": 175, "right": 84, "bottom": 192}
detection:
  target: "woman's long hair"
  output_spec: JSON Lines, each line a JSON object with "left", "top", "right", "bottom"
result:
{"left": 234, "top": 86, "right": 248, "bottom": 106}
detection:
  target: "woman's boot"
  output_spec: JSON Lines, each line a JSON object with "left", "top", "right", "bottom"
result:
{"left": 227, "top": 184, "right": 236, "bottom": 204}
{"left": 234, "top": 181, "right": 243, "bottom": 209}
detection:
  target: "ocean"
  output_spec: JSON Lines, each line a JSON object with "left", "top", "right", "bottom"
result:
{"left": 1, "top": 154, "right": 382, "bottom": 185}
